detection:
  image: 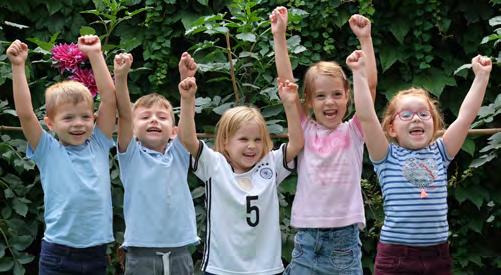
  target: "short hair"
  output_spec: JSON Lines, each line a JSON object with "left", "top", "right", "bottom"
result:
{"left": 45, "top": 80, "right": 94, "bottom": 118}
{"left": 302, "top": 61, "right": 351, "bottom": 115}
{"left": 133, "top": 93, "right": 176, "bottom": 124}
{"left": 381, "top": 87, "right": 444, "bottom": 143}
{"left": 214, "top": 106, "right": 273, "bottom": 161}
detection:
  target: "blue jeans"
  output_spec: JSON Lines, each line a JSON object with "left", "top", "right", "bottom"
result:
{"left": 284, "top": 224, "right": 362, "bottom": 275}
{"left": 125, "top": 246, "right": 194, "bottom": 275}
{"left": 39, "top": 240, "right": 107, "bottom": 275}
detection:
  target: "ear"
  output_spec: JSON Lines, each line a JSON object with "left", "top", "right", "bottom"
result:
{"left": 44, "top": 116, "right": 54, "bottom": 131}
{"left": 170, "top": 126, "right": 178, "bottom": 139}
{"left": 388, "top": 123, "right": 397, "bottom": 138}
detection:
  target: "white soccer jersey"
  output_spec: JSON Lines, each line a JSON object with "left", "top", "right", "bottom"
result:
{"left": 193, "top": 141, "right": 293, "bottom": 275}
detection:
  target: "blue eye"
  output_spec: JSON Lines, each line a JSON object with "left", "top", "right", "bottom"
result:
{"left": 399, "top": 110, "right": 413, "bottom": 120}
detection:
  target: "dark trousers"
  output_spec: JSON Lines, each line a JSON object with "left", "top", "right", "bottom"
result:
{"left": 39, "top": 240, "right": 107, "bottom": 275}
{"left": 374, "top": 242, "right": 452, "bottom": 275}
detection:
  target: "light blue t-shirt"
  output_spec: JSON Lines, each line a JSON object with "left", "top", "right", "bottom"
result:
{"left": 372, "top": 138, "right": 452, "bottom": 246}
{"left": 27, "top": 127, "right": 114, "bottom": 248}
{"left": 118, "top": 137, "right": 199, "bottom": 248}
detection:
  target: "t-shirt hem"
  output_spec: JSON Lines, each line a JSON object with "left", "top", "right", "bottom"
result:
{"left": 204, "top": 266, "right": 284, "bottom": 275}
{"left": 123, "top": 237, "right": 200, "bottom": 248}
{"left": 44, "top": 237, "right": 114, "bottom": 248}
{"left": 291, "top": 216, "right": 366, "bottom": 229}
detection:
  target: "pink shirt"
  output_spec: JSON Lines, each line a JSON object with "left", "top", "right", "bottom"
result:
{"left": 291, "top": 115, "right": 366, "bottom": 229}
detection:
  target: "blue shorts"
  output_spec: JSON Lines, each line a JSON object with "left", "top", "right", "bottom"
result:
{"left": 284, "top": 224, "right": 362, "bottom": 275}
{"left": 39, "top": 240, "right": 107, "bottom": 275}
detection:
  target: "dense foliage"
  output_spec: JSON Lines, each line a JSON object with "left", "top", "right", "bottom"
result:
{"left": 0, "top": 0, "right": 499, "bottom": 274}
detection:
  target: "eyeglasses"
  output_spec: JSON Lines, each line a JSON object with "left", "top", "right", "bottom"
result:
{"left": 394, "top": 110, "right": 432, "bottom": 121}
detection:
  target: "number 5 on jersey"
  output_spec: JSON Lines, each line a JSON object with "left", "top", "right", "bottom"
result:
{"left": 246, "top": 195, "right": 259, "bottom": 227}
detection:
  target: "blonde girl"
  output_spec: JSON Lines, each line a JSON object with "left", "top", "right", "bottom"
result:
{"left": 177, "top": 72, "right": 303, "bottom": 274}
{"left": 347, "top": 50, "right": 491, "bottom": 274}
{"left": 271, "top": 6, "right": 377, "bottom": 274}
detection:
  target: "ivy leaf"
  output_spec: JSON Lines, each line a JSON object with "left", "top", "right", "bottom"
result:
{"left": 389, "top": 19, "right": 410, "bottom": 44}
{"left": 413, "top": 68, "right": 456, "bottom": 97}
{"left": 4, "top": 188, "right": 15, "bottom": 199}
{"left": 379, "top": 45, "right": 405, "bottom": 72}
{"left": 453, "top": 64, "right": 472, "bottom": 75}
{"left": 197, "top": 0, "right": 209, "bottom": 5}
{"left": 267, "top": 123, "right": 283, "bottom": 134}
{"left": 469, "top": 152, "right": 497, "bottom": 168}
{"left": 261, "top": 104, "right": 283, "bottom": 118}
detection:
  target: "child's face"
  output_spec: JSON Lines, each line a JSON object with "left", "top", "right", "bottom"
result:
{"left": 45, "top": 101, "right": 94, "bottom": 146}
{"left": 224, "top": 121, "right": 264, "bottom": 174}
{"left": 308, "top": 75, "right": 348, "bottom": 129}
{"left": 388, "top": 95, "right": 434, "bottom": 149}
{"left": 133, "top": 103, "right": 175, "bottom": 152}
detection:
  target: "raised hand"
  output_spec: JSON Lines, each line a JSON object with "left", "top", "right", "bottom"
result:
{"left": 278, "top": 79, "right": 299, "bottom": 104}
{"left": 6, "top": 40, "right": 28, "bottom": 65}
{"left": 472, "top": 55, "right": 492, "bottom": 76}
{"left": 349, "top": 14, "right": 371, "bottom": 39}
{"left": 270, "top": 6, "right": 288, "bottom": 35}
{"left": 77, "top": 35, "right": 102, "bottom": 55}
{"left": 346, "top": 50, "right": 366, "bottom": 72}
{"left": 114, "top": 53, "right": 133, "bottom": 77}
{"left": 178, "top": 77, "right": 197, "bottom": 99}
{"left": 179, "top": 52, "right": 197, "bottom": 80}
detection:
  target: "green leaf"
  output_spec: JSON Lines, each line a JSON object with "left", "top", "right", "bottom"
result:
{"left": 236, "top": 33, "right": 256, "bottom": 42}
{"left": 461, "top": 138, "right": 475, "bottom": 156}
{"left": 197, "top": 0, "right": 208, "bottom": 5}
{"left": 80, "top": 26, "right": 96, "bottom": 35}
{"left": 13, "top": 262, "right": 25, "bottom": 275}
{"left": 0, "top": 243, "right": 5, "bottom": 258}
{"left": 389, "top": 19, "right": 410, "bottom": 44}
{"left": 0, "top": 257, "right": 14, "bottom": 272}
{"left": 261, "top": 104, "right": 283, "bottom": 118}
{"left": 12, "top": 198, "right": 29, "bottom": 217}
{"left": 191, "top": 186, "right": 205, "bottom": 199}
{"left": 4, "top": 188, "right": 15, "bottom": 199}
{"left": 379, "top": 46, "right": 405, "bottom": 72}
{"left": 453, "top": 64, "right": 472, "bottom": 75}
{"left": 11, "top": 235, "right": 34, "bottom": 251}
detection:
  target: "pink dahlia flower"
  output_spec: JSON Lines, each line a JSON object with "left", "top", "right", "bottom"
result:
{"left": 70, "top": 68, "right": 98, "bottom": 97}
{"left": 51, "top": 43, "right": 87, "bottom": 73}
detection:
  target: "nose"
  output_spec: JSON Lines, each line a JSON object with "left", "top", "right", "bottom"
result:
{"left": 325, "top": 95, "right": 335, "bottom": 105}
{"left": 411, "top": 113, "right": 421, "bottom": 121}
{"left": 248, "top": 140, "right": 256, "bottom": 149}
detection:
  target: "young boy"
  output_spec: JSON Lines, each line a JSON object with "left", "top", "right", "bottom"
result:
{"left": 113, "top": 52, "right": 199, "bottom": 275}
{"left": 6, "top": 35, "right": 116, "bottom": 275}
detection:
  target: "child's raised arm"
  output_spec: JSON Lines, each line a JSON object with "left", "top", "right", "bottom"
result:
{"left": 278, "top": 80, "right": 304, "bottom": 162}
{"left": 179, "top": 52, "right": 197, "bottom": 81}
{"left": 177, "top": 76, "right": 199, "bottom": 156}
{"left": 78, "top": 35, "right": 116, "bottom": 138}
{"left": 349, "top": 14, "right": 377, "bottom": 101}
{"left": 114, "top": 53, "right": 134, "bottom": 153}
{"left": 442, "top": 55, "right": 492, "bottom": 158}
{"left": 7, "top": 40, "right": 42, "bottom": 149}
{"left": 347, "top": 50, "right": 388, "bottom": 161}
{"left": 271, "top": 7, "right": 304, "bottom": 117}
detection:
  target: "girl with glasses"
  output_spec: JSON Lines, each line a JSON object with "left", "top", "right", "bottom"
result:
{"left": 347, "top": 50, "right": 492, "bottom": 275}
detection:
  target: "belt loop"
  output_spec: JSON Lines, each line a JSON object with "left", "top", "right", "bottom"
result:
{"left": 156, "top": 251, "right": 171, "bottom": 275}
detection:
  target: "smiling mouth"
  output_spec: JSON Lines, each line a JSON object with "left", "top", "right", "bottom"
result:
{"left": 409, "top": 128, "right": 425, "bottom": 135}
{"left": 146, "top": 127, "right": 162, "bottom": 133}
{"left": 324, "top": 110, "right": 337, "bottom": 118}
{"left": 70, "top": 131, "right": 85, "bottom": 136}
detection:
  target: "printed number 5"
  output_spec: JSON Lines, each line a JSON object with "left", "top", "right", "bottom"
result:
{"left": 246, "top": 195, "right": 259, "bottom": 227}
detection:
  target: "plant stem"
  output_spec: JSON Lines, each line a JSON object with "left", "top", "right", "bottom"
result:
{"left": 225, "top": 32, "right": 240, "bottom": 104}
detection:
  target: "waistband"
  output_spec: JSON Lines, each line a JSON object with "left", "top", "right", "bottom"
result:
{"left": 298, "top": 224, "right": 357, "bottom": 232}
{"left": 124, "top": 245, "right": 190, "bottom": 255}
{"left": 377, "top": 242, "right": 450, "bottom": 257}
{"left": 41, "top": 240, "right": 107, "bottom": 255}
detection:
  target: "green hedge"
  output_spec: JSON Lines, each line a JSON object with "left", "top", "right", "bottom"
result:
{"left": 0, "top": 0, "right": 500, "bottom": 274}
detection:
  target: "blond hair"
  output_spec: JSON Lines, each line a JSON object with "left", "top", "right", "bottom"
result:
{"left": 302, "top": 61, "right": 351, "bottom": 115}
{"left": 45, "top": 80, "right": 94, "bottom": 118}
{"left": 382, "top": 87, "right": 444, "bottom": 143}
{"left": 214, "top": 106, "right": 273, "bottom": 161}
{"left": 133, "top": 93, "right": 176, "bottom": 124}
